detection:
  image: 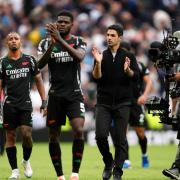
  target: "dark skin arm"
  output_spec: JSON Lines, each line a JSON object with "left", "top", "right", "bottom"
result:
{"left": 34, "top": 73, "right": 47, "bottom": 115}
{"left": 46, "top": 23, "right": 86, "bottom": 62}
{"left": 37, "top": 41, "right": 54, "bottom": 69}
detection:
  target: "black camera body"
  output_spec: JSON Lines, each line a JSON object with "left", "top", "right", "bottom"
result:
{"left": 148, "top": 35, "right": 179, "bottom": 67}
{"left": 146, "top": 29, "right": 180, "bottom": 128}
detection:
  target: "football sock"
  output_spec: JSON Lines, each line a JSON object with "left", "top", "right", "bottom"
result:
{"left": 138, "top": 136, "right": 147, "bottom": 154}
{"left": 49, "top": 142, "right": 63, "bottom": 176}
{"left": 125, "top": 138, "right": 129, "bottom": 160}
{"left": 72, "top": 139, "right": 84, "bottom": 173}
{"left": 6, "top": 146, "right": 17, "bottom": 169}
{"left": 22, "top": 145, "right": 32, "bottom": 161}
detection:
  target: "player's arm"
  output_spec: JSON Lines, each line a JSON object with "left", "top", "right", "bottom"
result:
{"left": 46, "top": 23, "right": 86, "bottom": 62}
{"left": 169, "top": 72, "right": 180, "bottom": 81}
{"left": 137, "top": 75, "right": 152, "bottom": 105}
{"left": 37, "top": 39, "right": 55, "bottom": 69}
{"left": 92, "top": 47, "right": 102, "bottom": 79}
{"left": 34, "top": 73, "right": 47, "bottom": 114}
{"left": 56, "top": 36, "right": 85, "bottom": 62}
{"left": 31, "top": 54, "right": 47, "bottom": 114}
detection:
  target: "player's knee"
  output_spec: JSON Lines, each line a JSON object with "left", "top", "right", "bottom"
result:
{"left": 49, "top": 134, "right": 59, "bottom": 143}
{"left": 73, "top": 127, "right": 84, "bottom": 138}
{"left": 6, "top": 136, "right": 16, "bottom": 146}
{"left": 137, "top": 132, "right": 145, "bottom": 139}
{"left": 22, "top": 134, "right": 33, "bottom": 146}
{"left": 6, "top": 131, "right": 16, "bottom": 145}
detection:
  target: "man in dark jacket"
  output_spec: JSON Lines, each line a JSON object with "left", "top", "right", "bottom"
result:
{"left": 92, "top": 24, "right": 139, "bottom": 180}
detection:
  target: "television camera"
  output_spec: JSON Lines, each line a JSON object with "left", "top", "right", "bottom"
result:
{"left": 146, "top": 29, "right": 180, "bottom": 128}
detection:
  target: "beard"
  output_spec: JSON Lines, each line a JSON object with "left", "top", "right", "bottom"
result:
{"left": 10, "top": 47, "right": 18, "bottom": 51}
{"left": 59, "top": 29, "right": 70, "bottom": 37}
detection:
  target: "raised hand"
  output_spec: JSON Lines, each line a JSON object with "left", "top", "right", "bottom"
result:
{"left": 124, "top": 56, "right": 131, "bottom": 72}
{"left": 92, "top": 47, "right": 103, "bottom": 64}
{"left": 46, "top": 23, "right": 61, "bottom": 42}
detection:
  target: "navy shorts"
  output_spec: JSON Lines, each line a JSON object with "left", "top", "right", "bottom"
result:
{"left": 3, "top": 103, "right": 32, "bottom": 130}
{"left": 129, "top": 104, "right": 145, "bottom": 127}
{"left": 47, "top": 95, "right": 85, "bottom": 127}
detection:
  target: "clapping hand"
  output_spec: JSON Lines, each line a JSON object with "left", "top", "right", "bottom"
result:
{"left": 124, "top": 57, "right": 131, "bottom": 72}
{"left": 92, "top": 47, "right": 103, "bottom": 64}
{"left": 46, "top": 23, "right": 61, "bottom": 43}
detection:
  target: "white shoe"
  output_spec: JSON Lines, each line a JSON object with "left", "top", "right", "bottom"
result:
{"left": 57, "top": 175, "right": 66, "bottom": 180}
{"left": 70, "top": 173, "right": 79, "bottom": 180}
{"left": 9, "top": 169, "right": 20, "bottom": 179}
{"left": 22, "top": 159, "right": 33, "bottom": 178}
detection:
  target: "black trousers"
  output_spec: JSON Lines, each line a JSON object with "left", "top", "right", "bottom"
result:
{"left": 95, "top": 104, "right": 130, "bottom": 169}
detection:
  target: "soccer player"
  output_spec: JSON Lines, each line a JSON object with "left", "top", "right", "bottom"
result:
{"left": 37, "top": 10, "right": 87, "bottom": 180}
{"left": 120, "top": 42, "right": 152, "bottom": 168}
{"left": 0, "top": 32, "right": 47, "bottom": 179}
{"left": 92, "top": 24, "right": 139, "bottom": 180}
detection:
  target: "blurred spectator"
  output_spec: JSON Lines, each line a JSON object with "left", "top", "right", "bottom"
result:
{"left": 0, "top": 0, "right": 179, "bottom": 130}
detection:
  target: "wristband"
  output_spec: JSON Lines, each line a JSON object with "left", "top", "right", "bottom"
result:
{"left": 40, "top": 100, "right": 47, "bottom": 109}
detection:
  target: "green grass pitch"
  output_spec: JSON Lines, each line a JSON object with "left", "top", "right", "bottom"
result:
{"left": 0, "top": 143, "right": 177, "bottom": 179}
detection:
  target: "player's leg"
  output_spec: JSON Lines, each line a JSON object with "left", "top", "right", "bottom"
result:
{"left": 134, "top": 127, "right": 147, "bottom": 154}
{"left": 47, "top": 96, "right": 65, "bottom": 180}
{"left": 131, "top": 104, "right": 149, "bottom": 168}
{"left": 3, "top": 103, "right": 20, "bottom": 179}
{"left": 18, "top": 109, "right": 34, "bottom": 178}
{"left": 134, "top": 126, "right": 149, "bottom": 167}
{"left": 70, "top": 117, "right": 85, "bottom": 180}
{"left": 49, "top": 127, "right": 65, "bottom": 179}
{"left": 6, "top": 129, "right": 20, "bottom": 179}
{"left": 20, "top": 125, "right": 33, "bottom": 178}
{"left": 67, "top": 98, "right": 85, "bottom": 180}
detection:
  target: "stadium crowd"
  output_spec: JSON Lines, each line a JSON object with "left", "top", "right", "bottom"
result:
{"left": 0, "top": 0, "right": 179, "bottom": 130}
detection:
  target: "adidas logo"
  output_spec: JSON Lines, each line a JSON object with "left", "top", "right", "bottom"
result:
{"left": 6, "top": 64, "right": 12, "bottom": 69}
{"left": 53, "top": 47, "right": 58, "bottom": 52}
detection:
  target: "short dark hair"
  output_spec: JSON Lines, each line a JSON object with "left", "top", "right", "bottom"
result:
{"left": 57, "top": 10, "right": 74, "bottom": 22}
{"left": 107, "top": 24, "right": 123, "bottom": 36}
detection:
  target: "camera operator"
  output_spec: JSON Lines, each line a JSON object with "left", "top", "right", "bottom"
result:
{"left": 163, "top": 73, "right": 180, "bottom": 180}
{"left": 147, "top": 29, "right": 180, "bottom": 179}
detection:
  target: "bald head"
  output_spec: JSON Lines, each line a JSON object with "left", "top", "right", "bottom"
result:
{"left": 6, "top": 32, "right": 22, "bottom": 52}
